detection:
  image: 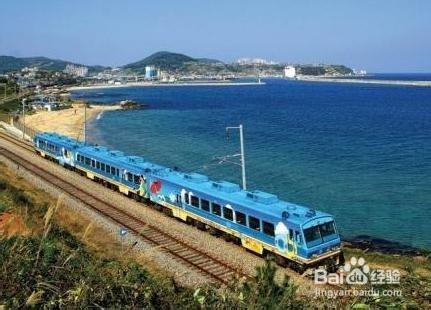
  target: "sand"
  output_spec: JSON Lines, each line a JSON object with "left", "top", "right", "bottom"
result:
{"left": 24, "top": 103, "right": 120, "bottom": 140}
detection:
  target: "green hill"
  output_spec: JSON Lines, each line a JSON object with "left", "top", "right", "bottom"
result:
{"left": 123, "top": 51, "right": 199, "bottom": 73}
{"left": 0, "top": 55, "right": 106, "bottom": 74}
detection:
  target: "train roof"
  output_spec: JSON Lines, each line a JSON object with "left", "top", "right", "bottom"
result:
{"left": 155, "top": 170, "right": 333, "bottom": 226}
{"left": 35, "top": 132, "right": 84, "bottom": 149}
{"left": 77, "top": 144, "right": 165, "bottom": 174}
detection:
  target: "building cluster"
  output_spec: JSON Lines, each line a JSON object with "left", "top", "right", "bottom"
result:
{"left": 28, "top": 93, "right": 61, "bottom": 111}
{"left": 236, "top": 58, "right": 279, "bottom": 66}
{"left": 352, "top": 68, "right": 367, "bottom": 75}
{"left": 64, "top": 64, "right": 88, "bottom": 77}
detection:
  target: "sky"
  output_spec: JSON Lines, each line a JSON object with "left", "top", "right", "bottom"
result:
{"left": 1, "top": 0, "right": 430, "bottom": 72}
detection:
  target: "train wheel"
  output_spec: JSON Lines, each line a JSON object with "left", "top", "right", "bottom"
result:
{"left": 264, "top": 251, "right": 275, "bottom": 262}
{"left": 293, "top": 263, "right": 306, "bottom": 274}
{"left": 222, "top": 232, "right": 232, "bottom": 242}
{"left": 275, "top": 255, "right": 288, "bottom": 267}
{"left": 208, "top": 227, "right": 220, "bottom": 236}
{"left": 152, "top": 203, "right": 162, "bottom": 211}
{"left": 195, "top": 221, "right": 206, "bottom": 231}
{"left": 162, "top": 207, "right": 173, "bottom": 217}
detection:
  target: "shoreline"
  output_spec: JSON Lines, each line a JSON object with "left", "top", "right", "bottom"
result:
{"left": 68, "top": 81, "right": 265, "bottom": 91}
{"left": 24, "top": 103, "right": 120, "bottom": 140}
{"left": 297, "top": 76, "right": 431, "bottom": 87}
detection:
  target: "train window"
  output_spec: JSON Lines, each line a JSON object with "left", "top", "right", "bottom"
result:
{"left": 111, "top": 166, "right": 115, "bottom": 175}
{"left": 236, "top": 211, "right": 246, "bottom": 225}
{"left": 320, "top": 221, "right": 336, "bottom": 237}
{"left": 295, "top": 231, "right": 302, "bottom": 245}
{"left": 263, "top": 221, "right": 275, "bottom": 236}
{"left": 212, "top": 203, "right": 221, "bottom": 216}
{"left": 85, "top": 157, "right": 91, "bottom": 165}
{"left": 134, "top": 175, "right": 140, "bottom": 184}
{"left": 106, "top": 164, "right": 110, "bottom": 172}
{"left": 91, "top": 160, "right": 95, "bottom": 168}
{"left": 201, "top": 199, "right": 210, "bottom": 212}
{"left": 191, "top": 195, "right": 200, "bottom": 208}
{"left": 126, "top": 172, "right": 133, "bottom": 182}
{"left": 184, "top": 193, "right": 189, "bottom": 204}
{"left": 96, "top": 161, "right": 100, "bottom": 169}
{"left": 223, "top": 207, "right": 233, "bottom": 221}
{"left": 289, "top": 229, "right": 294, "bottom": 241}
{"left": 101, "top": 163, "right": 105, "bottom": 171}
{"left": 248, "top": 216, "right": 261, "bottom": 231}
{"left": 77, "top": 154, "right": 81, "bottom": 161}
{"left": 116, "top": 169, "right": 119, "bottom": 177}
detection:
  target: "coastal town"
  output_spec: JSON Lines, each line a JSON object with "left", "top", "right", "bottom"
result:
{"left": 1, "top": 0, "right": 431, "bottom": 306}
{"left": 0, "top": 51, "right": 369, "bottom": 138}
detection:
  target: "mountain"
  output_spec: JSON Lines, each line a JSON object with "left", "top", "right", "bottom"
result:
{"left": 123, "top": 51, "right": 199, "bottom": 73}
{"left": 196, "top": 58, "right": 224, "bottom": 64}
{"left": 0, "top": 55, "right": 106, "bottom": 74}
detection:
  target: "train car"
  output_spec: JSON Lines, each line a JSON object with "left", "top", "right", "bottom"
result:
{"left": 34, "top": 132, "right": 343, "bottom": 271}
{"left": 146, "top": 170, "right": 343, "bottom": 270}
{"left": 34, "top": 132, "right": 83, "bottom": 167}
{"left": 73, "top": 144, "right": 163, "bottom": 199}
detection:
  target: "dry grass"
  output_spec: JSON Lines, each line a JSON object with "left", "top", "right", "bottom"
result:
{"left": 0, "top": 162, "right": 168, "bottom": 278}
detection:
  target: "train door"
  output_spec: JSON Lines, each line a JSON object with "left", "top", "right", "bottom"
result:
{"left": 275, "top": 222, "right": 297, "bottom": 258}
{"left": 286, "top": 228, "right": 297, "bottom": 258}
{"left": 180, "top": 189, "right": 188, "bottom": 209}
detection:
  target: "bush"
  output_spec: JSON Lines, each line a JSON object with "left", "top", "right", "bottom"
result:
{"left": 11, "top": 190, "right": 32, "bottom": 206}
{"left": 0, "top": 180, "right": 7, "bottom": 191}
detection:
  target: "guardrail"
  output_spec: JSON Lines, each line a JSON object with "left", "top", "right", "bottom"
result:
{"left": 12, "top": 118, "right": 40, "bottom": 140}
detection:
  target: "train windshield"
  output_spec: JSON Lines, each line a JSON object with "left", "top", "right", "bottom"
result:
{"left": 303, "top": 221, "right": 337, "bottom": 248}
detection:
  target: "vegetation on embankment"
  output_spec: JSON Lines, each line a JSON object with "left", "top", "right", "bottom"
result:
{"left": 0, "top": 161, "right": 430, "bottom": 308}
{"left": 0, "top": 163, "right": 304, "bottom": 308}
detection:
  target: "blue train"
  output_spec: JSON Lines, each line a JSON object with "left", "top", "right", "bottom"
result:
{"left": 34, "top": 132, "right": 344, "bottom": 272}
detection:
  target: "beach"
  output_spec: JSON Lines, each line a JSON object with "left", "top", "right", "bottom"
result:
{"left": 24, "top": 103, "right": 120, "bottom": 140}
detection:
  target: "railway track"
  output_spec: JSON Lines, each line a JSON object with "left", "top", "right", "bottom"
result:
{"left": 0, "top": 131, "right": 34, "bottom": 151}
{"left": 0, "top": 133, "right": 249, "bottom": 284}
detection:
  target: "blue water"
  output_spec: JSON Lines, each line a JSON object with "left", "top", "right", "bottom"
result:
{"left": 72, "top": 78, "right": 431, "bottom": 250}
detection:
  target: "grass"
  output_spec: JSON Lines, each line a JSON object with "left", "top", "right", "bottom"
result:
{"left": 0, "top": 163, "right": 306, "bottom": 309}
{"left": 0, "top": 161, "right": 429, "bottom": 308}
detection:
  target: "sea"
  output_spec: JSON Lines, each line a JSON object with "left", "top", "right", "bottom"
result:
{"left": 71, "top": 75, "right": 431, "bottom": 250}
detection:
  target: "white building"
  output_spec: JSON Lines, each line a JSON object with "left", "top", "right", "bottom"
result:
{"left": 64, "top": 64, "right": 88, "bottom": 77}
{"left": 236, "top": 58, "right": 278, "bottom": 65}
{"left": 283, "top": 66, "right": 296, "bottom": 78}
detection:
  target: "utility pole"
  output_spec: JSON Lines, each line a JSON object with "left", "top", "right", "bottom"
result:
{"left": 22, "top": 98, "right": 26, "bottom": 140}
{"left": 83, "top": 103, "right": 86, "bottom": 144}
{"left": 226, "top": 124, "right": 247, "bottom": 190}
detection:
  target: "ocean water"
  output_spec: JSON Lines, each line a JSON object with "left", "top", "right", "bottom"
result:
{"left": 72, "top": 78, "right": 431, "bottom": 249}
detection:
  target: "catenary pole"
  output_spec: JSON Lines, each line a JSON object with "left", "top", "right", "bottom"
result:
{"left": 226, "top": 124, "right": 247, "bottom": 190}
